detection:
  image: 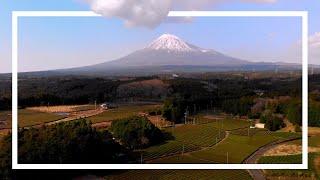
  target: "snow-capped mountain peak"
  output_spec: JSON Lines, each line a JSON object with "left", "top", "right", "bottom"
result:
{"left": 147, "top": 34, "right": 195, "bottom": 52}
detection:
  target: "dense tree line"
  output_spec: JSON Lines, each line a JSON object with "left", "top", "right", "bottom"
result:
{"left": 17, "top": 77, "right": 121, "bottom": 107}
{"left": 110, "top": 116, "right": 164, "bottom": 149}
{"left": 162, "top": 79, "right": 212, "bottom": 123}
{"left": 0, "top": 134, "right": 11, "bottom": 179}
{"left": 260, "top": 110, "right": 285, "bottom": 131}
{"left": 18, "top": 119, "right": 124, "bottom": 164}
{"left": 221, "top": 97, "right": 254, "bottom": 116}
{"left": 309, "top": 91, "right": 320, "bottom": 127}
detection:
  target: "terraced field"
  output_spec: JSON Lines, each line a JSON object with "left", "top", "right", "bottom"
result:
{"left": 18, "top": 109, "right": 66, "bottom": 127}
{"left": 106, "top": 170, "right": 252, "bottom": 180}
{"left": 259, "top": 153, "right": 302, "bottom": 164}
{"left": 143, "top": 123, "right": 225, "bottom": 160}
{"left": 230, "top": 128, "right": 271, "bottom": 136}
{"left": 194, "top": 115, "right": 251, "bottom": 130}
{"left": 145, "top": 115, "right": 291, "bottom": 164}
{"left": 190, "top": 133, "right": 279, "bottom": 163}
{"left": 87, "top": 104, "right": 161, "bottom": 124}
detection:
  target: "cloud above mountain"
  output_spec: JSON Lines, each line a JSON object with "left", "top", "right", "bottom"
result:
{"left": 87, "top": 0, "right": 277, "bottom": 28}
{"left": 309, "top": 32, "right": 320, "bottom": 63}
{"left": 89, "top": 0, "right": 171, "bottom": 28}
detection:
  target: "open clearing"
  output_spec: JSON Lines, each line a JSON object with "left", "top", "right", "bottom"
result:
{"left": 193, "top": 115, "right": 251, "bottom": 130}
{"left": 18, "top": 109, "right": 66, "bottom": 127}
{"left": 87, "top": 104, "right": 161, "bottom": 124}
{"left": 27, "top": 105, "right": 96, "bottom": 113}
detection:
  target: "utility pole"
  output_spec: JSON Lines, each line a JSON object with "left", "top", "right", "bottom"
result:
{"left": 184, "top": 107, "right": 189, "bottom": 124}
{"left": 182, "top": 144, "right": 185, "bottom": 155}
{"left": 227, "top": 152, "right": 229, "bottom": 164}
{"left": 94, "top": 100, "right": 97, "bottom": 110}
{"left": 140, "top": 153, "right": 143, "bottom": 164}
{"left": 222, "top": 118, "right": 224, "bottom": 130}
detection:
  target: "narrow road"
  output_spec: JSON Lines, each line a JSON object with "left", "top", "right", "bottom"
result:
{"left": 243, "top": 137, "right": 301, "bottom": 180}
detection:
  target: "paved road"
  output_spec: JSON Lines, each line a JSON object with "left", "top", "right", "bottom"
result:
{"left": 244, "top": 137, "right": 301, "bottom": 180}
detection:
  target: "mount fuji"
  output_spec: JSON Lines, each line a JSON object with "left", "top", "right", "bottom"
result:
{"left": 89, "top": 34, "right": 249, "bottom": 68}
{"left": 58, "top": 34, "right": 300, "bottom": 75}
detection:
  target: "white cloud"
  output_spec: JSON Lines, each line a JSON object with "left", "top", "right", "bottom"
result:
{"left": 288, "top": 32, "right": 320, "bottom": 64}
{"left": 309, "top": 32, "right": 320, "bottom": 64}
{"left": 89, "top": 0, "right": 172, "bottom": 28}
{"left": 86, "top": 0, "right": 277, "bottom": 28}
{"left": 309, "top": 32, "right": 320, "bottom": 48}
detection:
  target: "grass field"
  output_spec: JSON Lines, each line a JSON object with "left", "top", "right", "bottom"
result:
{"left": 188, "top": 133, "right": 279, "bottom": 164}
{"left": 259, "top": 153, "right": 319, "bottom": 179}
{"left": 87, "top": 104, "right": 161, "bottom": 124}
{"left": 288, "top": 135, "right": 320, "bottom": 148}
{"left": 194, "top": 115, "right": 251, "bottom": 130}
{"left": 230, "top": 128, "right": 271, "bottom": 136}
{"left": 18, "top": 109, "right": 66, "bottom": 127}
{"left": 259, "top": 153, "right": 302, "bottom": 164}
{"left": 270, "top": 131, "right": 302, "bottom": 139}
{"left": 105, "top": 170, "right": 252, "bottom": 180}
{"left": 143, "top": 123, "right": 225, "bottom": 160}
{"left": 151, "top": 154, "right": 210, "bottom": 164}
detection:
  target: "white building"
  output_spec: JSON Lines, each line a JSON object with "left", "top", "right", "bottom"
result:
{"left": 255, "top": 123, "right": 265, "bottom": 129}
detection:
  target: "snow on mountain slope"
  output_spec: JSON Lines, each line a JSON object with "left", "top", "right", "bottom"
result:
{"left": 74, "top": 34, "right": 250, "bottom": 70}
{"left": 147, "top": 34, "right": 195, "bottom": 52}
{"left": 146, "top": 34, "right": 217, "bottom": 54}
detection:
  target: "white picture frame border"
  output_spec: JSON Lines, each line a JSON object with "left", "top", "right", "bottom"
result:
{"left": 11, "top": 11, "right": 308, "bottom": 170}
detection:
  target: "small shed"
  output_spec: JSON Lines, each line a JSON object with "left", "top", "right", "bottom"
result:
{"left": 255, "top": 123, "right": 265, "bottom": 129}
{"left": 100, "top": 102, "right": 118, "bottom": 109}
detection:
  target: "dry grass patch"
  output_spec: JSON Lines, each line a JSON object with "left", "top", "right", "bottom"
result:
{"left": 27, "top": 105, "right": 95, "bottom": 113}
{"left": 148, "top": 115, "right": 173, "bottom": 128}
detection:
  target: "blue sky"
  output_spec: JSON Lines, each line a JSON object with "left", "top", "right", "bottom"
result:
{"left": 0, "top": 0, "right": 319, "bottom": 73}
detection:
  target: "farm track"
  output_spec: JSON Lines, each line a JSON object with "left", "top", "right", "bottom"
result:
{"left": 243, "top": 137, "right": 302, "bottom": 180}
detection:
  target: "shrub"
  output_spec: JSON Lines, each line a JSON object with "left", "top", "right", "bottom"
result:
{"left": 260, "top": 111, "right": 285, "bottom": 131}
{"left": 0, "top": 135, "right": 12, "bottom": 179}
{"left": 286, "top": 100, "right": 302, "bottom": 125}
{"left": 111, "top": 116, "right": 164, "bottom": 149}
